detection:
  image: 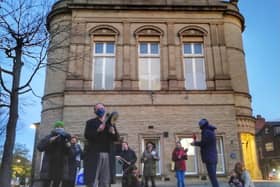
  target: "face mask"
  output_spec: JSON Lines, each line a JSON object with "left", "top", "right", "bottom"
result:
{"left": 95, "top": 108, "right": 105, "bottom": 117}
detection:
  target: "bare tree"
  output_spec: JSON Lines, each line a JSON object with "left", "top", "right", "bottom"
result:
{"left": 0, "top": 0, "right": 58, "bottom": 186}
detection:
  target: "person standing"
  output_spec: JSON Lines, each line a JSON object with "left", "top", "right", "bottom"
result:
{"left": 191, "top": 118, "right": 219, "bottom": 187}
{"left": 141, "top": 142, "right": 159, "bottom": 187}
{"left": 37, "top": 121, "right": 72, "bottom": 187}
{"left": 116, "top": 141, "right": 137, "bottom": 187}
{"left": 67, "top": 136, "right": 83, "bottom": 187}
{"left": 84, "top": 103, "right": 120, "bottom": 187}
{"left": 172, "top": 141, "right": 188, "bottom": 187}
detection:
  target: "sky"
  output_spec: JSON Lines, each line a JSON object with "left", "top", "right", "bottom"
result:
{"left": 3, "top": 0, "right": 280, "bottom": 156}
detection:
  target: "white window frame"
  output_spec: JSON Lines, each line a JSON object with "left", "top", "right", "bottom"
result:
{"left": 216, "top": 136, "right": 226, "bottom": 174}
{"left": 177, "top": 137, "right": 199, "bottom": 175}
{"left": 183, "top": 42, "right": 206, "bottom": 90}
{"left": 141, "top": 138, "right": 161, "bottom": 176}
{"left": 92, "top": 42, "right": 115, "bottom": 90}
{"left": 138, "top": 42, "right": 160, "bottom": 90}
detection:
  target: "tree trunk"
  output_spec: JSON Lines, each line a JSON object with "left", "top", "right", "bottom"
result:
{"left": 0, "top": 42, "right": 23, "bottom": 187}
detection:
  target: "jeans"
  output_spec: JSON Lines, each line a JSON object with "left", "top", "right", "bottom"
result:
{"left": 144, "top": 176, "right": 155, "bottom": 187}
{"left": 206, "top": 163, "right": 219, "bottom": 187}
{"left": 175, "top": 170, "right": 185, "bottom": 187}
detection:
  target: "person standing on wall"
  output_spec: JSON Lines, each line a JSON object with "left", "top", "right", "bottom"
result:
{"left": 172, "top": 141, "right": 188, "bottom": 187}
{"left": 191, "top": 118, "right": 219, "bottom": 187}
{"left": 83, "top": 103, "right": 120, "bottom": 187}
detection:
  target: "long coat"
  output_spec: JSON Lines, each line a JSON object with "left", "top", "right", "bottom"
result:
{"left": 83, "top": 117, "right": 120, "bottom": 184}
{"left": 141, "top": 149, "right": 159, "bottom": 177}
{"left": 37, "top": 131, "right": 74, "bottom": 181}
{"left": 194, "top": 124, "right": 218, "bottom": 164}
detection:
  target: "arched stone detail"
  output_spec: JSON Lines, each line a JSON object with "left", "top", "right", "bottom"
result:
{"left": 178, "top": 25, "right": 208, "bottom": 37}
{"left": 134, "top": 25, "right": 164, "bottom": 36}
{"left": 89, "top": 25, "right": 120, "bottom": 36}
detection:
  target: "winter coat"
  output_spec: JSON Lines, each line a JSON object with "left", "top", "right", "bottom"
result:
{"left": 141, "top": 149, "right": 159, "bottom": 177}
{"left": 117, "top": 148, "right": 137, "bottom": 173}
{"left": 172, "top": 148, "right": 188, "bottom": 171}
{"left": 37, "top": 131, "right": 74, "bottom": 181}
{"left": 194, "top": 124, "right": 218, "bottom": 164}
{"left": 83, "top": 117, "right": 120, "bottom": 185}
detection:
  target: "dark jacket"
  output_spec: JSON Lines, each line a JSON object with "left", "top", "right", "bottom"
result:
{"left": 172, "top": 148, "right": 188, "bottom": 171}
{"left": 37, "top": 130, "right": 73, "bottom": 181}
{"left": 83, "top": 117, "right": 120, "bottom": 184}
{"left": 117, "top": 148, "right": 137, "bottom": 173}
{"left": 194, "top": 124, "right": 218, "bottom": 164}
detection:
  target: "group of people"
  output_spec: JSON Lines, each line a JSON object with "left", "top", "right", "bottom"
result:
{"left": 38, "top": 103, "right": 254, "bottom": 187}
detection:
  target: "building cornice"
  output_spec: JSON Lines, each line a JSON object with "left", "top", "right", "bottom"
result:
{"left": 47, "top": 1, "right": 245, "bottom": 31}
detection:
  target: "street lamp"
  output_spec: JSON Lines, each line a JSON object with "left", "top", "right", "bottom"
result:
{"left": 30, "top": 122, "right": 40, "bottom": 187}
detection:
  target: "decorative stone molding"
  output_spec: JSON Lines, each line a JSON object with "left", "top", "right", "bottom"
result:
{"left": 178, "top": 25, "right": 208, "bottom": 37}
{"left": 89, "top": 25, "right": 119, "bottom": 36}
{"left": 134, "top": 25, "right": 163, "bottom": 37}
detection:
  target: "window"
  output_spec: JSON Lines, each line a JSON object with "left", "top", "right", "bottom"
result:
{"left": 92, "top": 42, "right": 115, "bottom": 90}
{"left": 141, "top": 138, "right": 161, "bottom": 175}
{"left": 138, "top": 42, "right": 160, "bottom": 90}
{"left": 265, "top": 142, "right": 274, "bottom": 152}
{"left": 216, "top": 136, "right": 225, "bottom": 174}
{"left": 274, "top": 126, "right": 280, "bottom": 136}
{"left": 183, "top": 43, "right": 206, "bottom": 90}
{"left": 179, "top": 137, "right": 198, "bottom": 175}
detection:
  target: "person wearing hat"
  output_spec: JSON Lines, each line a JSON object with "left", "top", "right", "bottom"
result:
{"left": 37, "top": 120, "right": 73, "bottom": 187}
{"left": 191, "top": 118, "right": 219, "bottom": 187}
{"left": 141, "top": 141, "right": 160, "bottom": 187}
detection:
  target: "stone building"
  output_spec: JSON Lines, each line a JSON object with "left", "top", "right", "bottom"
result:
{"left": 255, "top": 115, "right": 280, "bottom": 179}
{"left": 34, "top": 0, "right": 261, "bottom": 185}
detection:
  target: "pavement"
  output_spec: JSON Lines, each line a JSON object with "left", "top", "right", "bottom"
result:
{"left": 106, "top": 180, "right": 280, "bottom": 187}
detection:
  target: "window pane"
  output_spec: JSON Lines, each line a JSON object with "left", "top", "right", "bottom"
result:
{"left": 216, "top": 137, "right": 225, "bottom": 174}
{"left": 184, "top": 44, "right": 192, "bottom": 54}
{"left": 180, "top": 138, "right": 198, "bottom": 174}
{"left": 194, "top": 43, "right": 203, "bottom": 54}
{"left": 185, "top": 58, "right": 194, "bottom": 90}
{"left": 194, "top": 58, "right": 206, "bottom": 90}
{"left": 151, "top": 43, "right": 159, "bottom": 54}
{"left": 94, "top": 57, "right": 103, "bottom": 89}
{"left": 115, "top": 160, "right": 123, "bottom": 176}
{"left": 105, "top": 58, "right": 115, "bottom": 89}
{"left": 140, "top": 43, "right": 148, "bottom": 54}
{"left": 95, "top": 43, "right": 103, "bottom": 54}
{"left": 106, "top": 42, "right": 115, "bottom": 54}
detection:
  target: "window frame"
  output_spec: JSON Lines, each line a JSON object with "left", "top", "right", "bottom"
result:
{"left": 216, "top": 136, "right": 226, "bottom": 174}
{"left": 92, "top": 41, "right": 116, "bottom": 90}
{"left": 138, "top": 42, "right": 161, "bottom": 90}
{"left": 182, "top": 42, "right": 207, "bottom": 90}
{"left": 176, "top": 136, "right": 199, "bottom": 175}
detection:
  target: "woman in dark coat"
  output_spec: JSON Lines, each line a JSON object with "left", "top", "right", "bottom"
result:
{"left": 37, "top": 121, "right": 73, "bottom": 187}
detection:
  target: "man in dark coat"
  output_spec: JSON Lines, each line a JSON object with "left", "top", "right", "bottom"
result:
{"left": 116, "top": 141, "right": 137, "bottom": 187}
{"left": 84, "top": 103, "right": 120, "bottom": 187}
{"left": 191, "top": 118, "right": 219, "bottom": 187}
{"left": 37, "top": 121, "right": 73, "bottom": 187}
